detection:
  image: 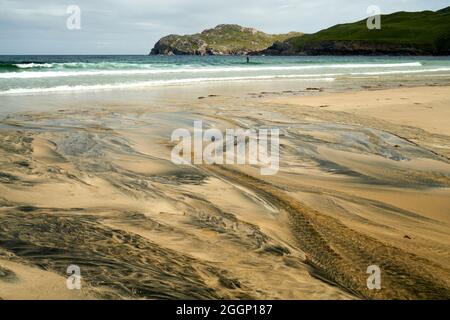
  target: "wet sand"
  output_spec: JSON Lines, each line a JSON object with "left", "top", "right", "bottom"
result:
{"left": 0, "top": 83, "right": 449, "bottom": 299}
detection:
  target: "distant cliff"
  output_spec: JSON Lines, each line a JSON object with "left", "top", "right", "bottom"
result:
{"left": 261, "top": 7, "right": 450, "bottom": 56}
{"left": 150, "top": 24, "right": 302, "bottom": 55}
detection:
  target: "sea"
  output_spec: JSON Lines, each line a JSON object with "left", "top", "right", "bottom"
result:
{"left": 1, "top": 55, "right": 450, "bottom": 96}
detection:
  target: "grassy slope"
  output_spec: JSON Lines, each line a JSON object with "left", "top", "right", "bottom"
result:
{"left": 287, "top": 7, "right": 450, "bottom": 53}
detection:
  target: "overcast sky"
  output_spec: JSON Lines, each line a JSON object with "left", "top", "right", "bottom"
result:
{"left": 0, "top": 0, "right": 449, "bottom": 54}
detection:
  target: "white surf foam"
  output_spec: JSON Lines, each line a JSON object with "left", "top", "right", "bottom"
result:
{"left": 15, "top": 63, "right": 54, "bottom": 69}
{"left": 0, "top": 75, "right": 335, "bottom": 95}
{"left": 0, "top": 62, "right": 423, "bottom": 79}
{"left": 347, "top": 67, "right": 450, "bottom": 76}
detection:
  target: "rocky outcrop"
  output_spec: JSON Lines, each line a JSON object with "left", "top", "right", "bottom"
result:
{"left": 150, "top": 24, "right": 302, "bottom": 55}
{"left": 260, "top": 40, "right": 435, "bottom": 56}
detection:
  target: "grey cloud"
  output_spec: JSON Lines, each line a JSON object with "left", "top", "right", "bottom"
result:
{"left": 0, "top": 0, "right": 449, "bottom": 54}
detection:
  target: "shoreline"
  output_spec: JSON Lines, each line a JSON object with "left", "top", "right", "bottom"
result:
{"left": 1, "top": 71, "right": 450, "bottom": 115}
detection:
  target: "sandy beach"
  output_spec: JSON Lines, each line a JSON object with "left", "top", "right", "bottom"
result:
{"left": 0, "top": 81, "right": 449, "bottom": 300}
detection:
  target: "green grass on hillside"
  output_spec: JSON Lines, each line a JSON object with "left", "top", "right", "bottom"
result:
{"left": 157, "top": 24, "right": 302, "bottom": 54}
{"left": 199, "top": 25, "right": 301, "bottom": 52}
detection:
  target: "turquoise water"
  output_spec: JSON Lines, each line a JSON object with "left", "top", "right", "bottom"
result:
{"left": 1, "top": 55, "right": 450, "bottom": 95}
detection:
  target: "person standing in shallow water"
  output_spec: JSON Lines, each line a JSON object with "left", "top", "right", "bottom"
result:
{"left": 246, "top": 56, "right": 250, "bottom": 63}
